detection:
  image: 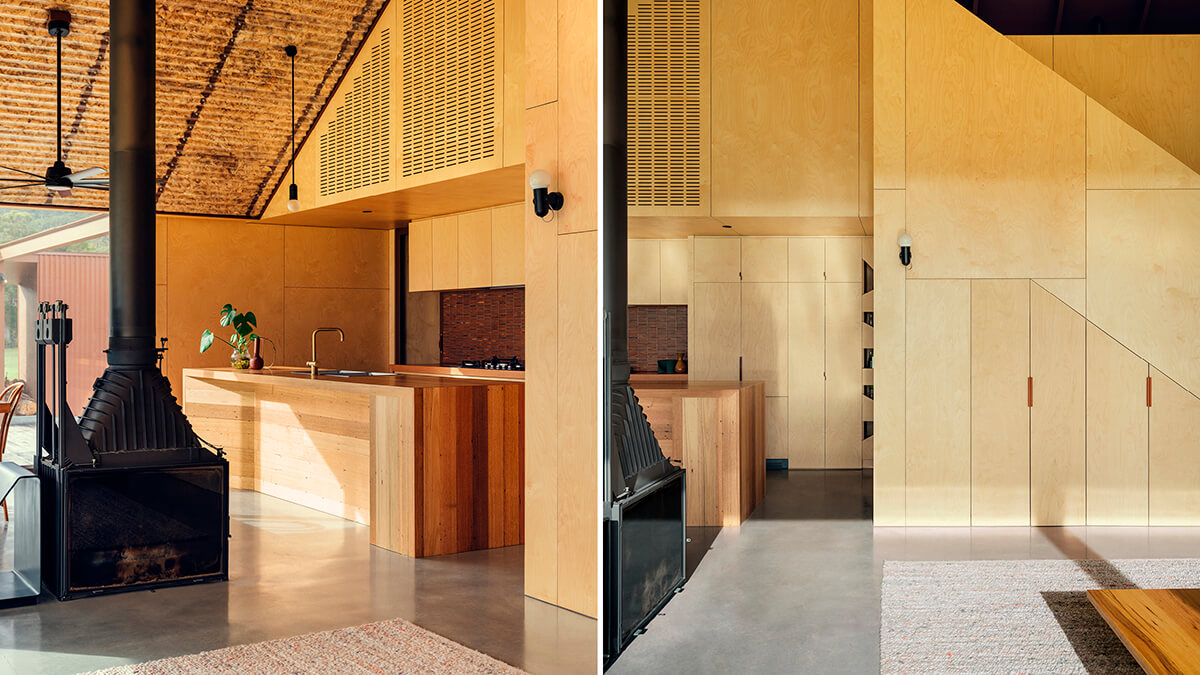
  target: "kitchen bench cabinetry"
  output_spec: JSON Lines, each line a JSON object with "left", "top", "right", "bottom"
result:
{"left": 409, "top": 202, "right": 524, "bottom": 292}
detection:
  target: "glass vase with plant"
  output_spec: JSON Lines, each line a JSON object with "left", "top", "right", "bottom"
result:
{"left": 200, "top": 304, "right": 262, "bottom": 369}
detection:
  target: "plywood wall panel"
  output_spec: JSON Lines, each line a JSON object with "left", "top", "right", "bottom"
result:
{"left": 502, "top": 0, "right": 527, "bottom": 167}
{"left": 970, "top": 279, "right": 1030, "bottom": 526}
{"left": 1055, "top": 35, "right": 1200, "bottom": 176}
{"left": 522, "top": 101, "right": 559, "bottom": 606}
{"left": 282, "top": 288, "right": 391, "bottom": 371}
{"left": 691, "top": 283, "right": 741, "bottom": 381}
{"left": 1086, "top": 99, "right": 1200, "bottom": 191}
{"left": 525, "top": 0, "right": 556, "bottom": 108}
{"left": 1007, "top": 35, "right": 1053, "bottom": 68}
{"left": 872, "top": 190, "right": 905, "bottom": 524}
{"left": 1033, "top": 279, "right": 1086, "bottom": 318}
{"left": 1087, "top": 190, "right": 1200, "bottom": 401}
{"left": 555, "top": 0, "right": 598, "bottom": 236}
{"left": 873, "top": 0, "right": 904, "bottom": 189}
{"left": 788, "top": 282, "right": 825, "bottom": 468}
{"left": 711, "top": 0, "right": 859, "bottom": 218}
{"left": 826, "top": 283, "right": 863, "bottom": 469}
{"left": 858, "top": 0, "right": 872, "bottom": 218}
{"left": 905, "top": 0, "right": 1085, "bottom": 279}
{"left": 555, "top": 229, "right": 597, "bottom": 616}
{"left": 1086, "top": 323, "right": 1149, "bottom": 526}
{"left": 285, "top": 226, "right": 391, "bottom": 289}
{"left": 1030, "top": 285, "right": 1087, "bottom": 526}
{"left": 741, "top": 238, "right": 788, "bottom": 283}
{"left": 905, "top": 279, "right": 971, "bottom": 525}
{"left": 741, "top": 283, "right": 788, "bottom": 396}
{"left": 165, "top": 218, "right": 286, "bottom": 388}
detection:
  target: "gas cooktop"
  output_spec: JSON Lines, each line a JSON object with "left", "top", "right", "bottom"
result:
{"left": 461, "top": 356, "right": 524, "bottom": 371}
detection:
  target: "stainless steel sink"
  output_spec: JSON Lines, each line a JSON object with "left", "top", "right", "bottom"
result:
{"left": 287, "top": 369, "right": 393, "bottom": 377}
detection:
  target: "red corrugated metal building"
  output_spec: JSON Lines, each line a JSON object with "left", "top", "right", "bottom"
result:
{"left": 37, "top": 252, "right": 109, "bottom": 414}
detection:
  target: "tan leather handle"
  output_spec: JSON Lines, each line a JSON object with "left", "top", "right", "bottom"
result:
{"left": 1147, "top": 377, "right": 1153, "bottom": 408}
{"left": 1028, "top": 377, "right": 1033, "bottom": 408}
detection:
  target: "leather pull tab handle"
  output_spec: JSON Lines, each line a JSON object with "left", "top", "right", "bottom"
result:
{"left": 1028, "top": 377, "right": 1033, "bottom": 408}
{"left": 1147, "top": 377, "right": 1153, "bottom": 408}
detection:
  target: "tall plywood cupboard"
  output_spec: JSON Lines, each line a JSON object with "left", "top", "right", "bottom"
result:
{"left": 677, "top": 236, "right": 870, "bottom": 469}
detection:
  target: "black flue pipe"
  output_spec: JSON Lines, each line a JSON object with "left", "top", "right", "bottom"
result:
{"left": 107, "top": 0, "right": 158, "bottom": 367}
{"left": 602, "top": 0, "right": 628, "bottom": 385}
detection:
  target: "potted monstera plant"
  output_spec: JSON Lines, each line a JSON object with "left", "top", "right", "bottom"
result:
{"left": 200, "top": 304, "right": 264, "bottom": 369}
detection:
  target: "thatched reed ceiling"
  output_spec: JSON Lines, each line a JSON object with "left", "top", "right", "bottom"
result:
{"left": 0, "top": 0, "right": 387, "bottom": 217}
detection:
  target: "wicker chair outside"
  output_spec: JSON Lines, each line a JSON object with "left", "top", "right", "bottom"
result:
{"left": 0, "top": 381, "right": 26, "bottom": 521}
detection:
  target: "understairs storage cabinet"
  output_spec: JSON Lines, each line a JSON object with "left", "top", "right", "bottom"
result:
{"left": 904, "top": 278, "right": 1193, "bottom": 527}
{"left": 689, "top": 235, "right": 870, "bottom": 469}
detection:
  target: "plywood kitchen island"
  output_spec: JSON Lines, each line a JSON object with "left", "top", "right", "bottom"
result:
{"left": 632, "top": 380, "right": 766, "bottom": 527}
{"left": 181, "top": 368, "right": 522, "bottom": 558}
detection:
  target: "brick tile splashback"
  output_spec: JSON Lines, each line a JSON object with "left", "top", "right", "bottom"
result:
{"left": 440, "top": 288, "right": 525, "bottom": 365}
{"left": 628, "top": 304, "right": 688, "bottom": 373}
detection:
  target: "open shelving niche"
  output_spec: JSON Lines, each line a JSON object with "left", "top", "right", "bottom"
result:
{"left": 862, "top": 260, "right": 874, "bottom": 469}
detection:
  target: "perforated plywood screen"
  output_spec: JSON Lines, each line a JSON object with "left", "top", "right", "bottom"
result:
{"left": 629, "top": 0, "right": 704, "bottom": 208}
{"left": 319, "top": 27, "right": 393, "bottom": 197}
{"left": 400, "top": 0, "right": 499, "bottom": 178}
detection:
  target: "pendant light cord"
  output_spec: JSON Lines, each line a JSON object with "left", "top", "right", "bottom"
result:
{"left": 56, "top": 31, "right": 62, "bottom": 163}
{"left": 290, "top": 48, "right": 295, "bottom": 185}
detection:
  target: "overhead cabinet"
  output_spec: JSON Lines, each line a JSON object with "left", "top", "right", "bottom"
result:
{"left": 408, "top": 202, "right": 524, "bottom": 292}
{"left": 264, "top": 0, "right": 525, "bottom": 223}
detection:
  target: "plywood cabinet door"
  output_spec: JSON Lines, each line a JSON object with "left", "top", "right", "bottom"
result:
{"left": 457, "top": 209, "right": 492, "bottom": 289}
{"left": 741, "top": 238, "right": 788, "bottom": 282}
{"left": 490, "top": 203, "right": 525, "bottom": 286}
{"left": 1086, "top": 323, "right": 1149, "bottom": 525}
{"left": 787, "top": 282, "right": 825, "bottom": 468}
{"left": 825, "top": 238, "right": 865, "bottom": 283}
{"left": 1149, "top": 367, "right": 1200, "bottom": 524}
{"left": 408, "top": 218, "right": 434, "bottom": 292}
{"left": 431, "top": 216, "right": 459, "bottom": 290}
{"left": 628, "top": 239, "right": 662, "bottom": 304}
{"left": 970, "top": 279, "right": 1030, "bottom": 525}
{"left": 905, "top": 280, "right": 971, "bottom": 525}
{"left": 694, "top": 237, "right": 740, "bottom": 282}
{"left": 659, "top": 239, "right": 691, "bottom": 304}
{"left": 1030, "top": 285, "right": 1086, "bottom": 526}
{"left": 826, "top": 283, "right": 863, "bottom": 468}
{"left": 741, "top": 283, "right": 788, "bottom": 397}
{"left": 691, "top": 283, "right": 740, "bottom": 381}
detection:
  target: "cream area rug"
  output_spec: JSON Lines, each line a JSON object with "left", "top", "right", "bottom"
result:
{"left": 881, "top": 558, "right": 1200, "bottom": 674}
{"left": 87, "top": 617, "right": 526, "bottom": 675}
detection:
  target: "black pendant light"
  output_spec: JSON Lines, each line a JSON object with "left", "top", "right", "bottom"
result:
{"left": 285, "top": 44, "right": 300, "bottom": 212}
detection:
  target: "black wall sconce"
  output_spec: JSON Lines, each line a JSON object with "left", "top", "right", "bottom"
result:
{"left": 529, "top": 169, "right": 564, "bottom": 219}
{"left": 897, "top": 232, "right": 912, "bottom": 266}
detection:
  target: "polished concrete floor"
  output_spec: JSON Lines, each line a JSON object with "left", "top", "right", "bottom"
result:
{"left": 608, "top": 470, "right": 1200, "bottom": 674}
{"left": 0, "top": 489, "right": 596, "bottom": 675}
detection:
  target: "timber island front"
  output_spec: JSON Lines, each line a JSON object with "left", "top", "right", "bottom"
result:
{"left": 181, "top": 367, "right": 523, "bottom": 558}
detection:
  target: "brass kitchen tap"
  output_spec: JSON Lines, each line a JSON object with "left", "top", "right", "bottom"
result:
{"left": 307, "top": 327, "right": 344, "bottom": 376}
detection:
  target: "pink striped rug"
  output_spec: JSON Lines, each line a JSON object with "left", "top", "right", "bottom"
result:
{"left": 88, "top": 617, "right": 526, "bottom": 674}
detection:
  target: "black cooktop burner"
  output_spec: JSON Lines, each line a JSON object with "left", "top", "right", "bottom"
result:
{"left": 461, "top": 356, "right": 524, "bottom": 371}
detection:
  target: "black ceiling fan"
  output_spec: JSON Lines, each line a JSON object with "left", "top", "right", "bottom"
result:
{"left": 0, "top": 10, "right": 109, "bottom": 198}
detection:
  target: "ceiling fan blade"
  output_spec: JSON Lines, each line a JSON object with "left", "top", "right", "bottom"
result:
{"left": 0, "top": 177, "right": 44, "bottom": 182}
{"left": 55, "top": 189, "right": 72, "bottom": 197}
{"left": 1, "top": 165, "right": 43, "bottom": 179}
{"left": 74, "top": 185, "right": 108, "bottom": 191}
{"left": 74, "top": 179, "right": 109, "bottom": 185}
{"left": 65, "top": 166, "right": 106, "bottom": 181}
{"left": 0, "top": 183, "right": 42, "bottom": 190}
